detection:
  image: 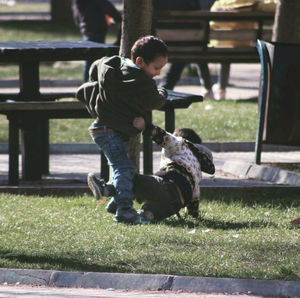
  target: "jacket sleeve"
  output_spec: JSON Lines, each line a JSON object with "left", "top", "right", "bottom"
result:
{"left": 139, "top": 83, "right": 167, "bottom": 111}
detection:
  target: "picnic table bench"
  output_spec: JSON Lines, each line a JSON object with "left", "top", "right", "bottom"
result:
{"left": 153, "top": 10, "right": 274, "bottom": 63}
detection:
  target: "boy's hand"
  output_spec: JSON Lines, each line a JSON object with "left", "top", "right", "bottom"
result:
{"left": 133, "top": 117, "right": 145, "bottom": 131}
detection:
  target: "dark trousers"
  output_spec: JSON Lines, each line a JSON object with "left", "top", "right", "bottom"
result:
{"left": 219, "top": 63, "right": 231, "bottom": 89}
{"left": 160, "top": 62, "right": 213, "bottom": 90}
{"left": 83, "top": 32, "right": 106, "bottom": 82}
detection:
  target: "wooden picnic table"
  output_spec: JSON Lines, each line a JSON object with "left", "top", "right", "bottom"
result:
{"left": 0, "top": 40, "right": 118, "bottom": 183}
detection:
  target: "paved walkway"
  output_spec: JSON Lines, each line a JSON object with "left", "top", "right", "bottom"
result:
{"left": 1, "top": 149, "right": 300, "bottom": 191}
{"left": 0, "top": 285, "right": 265, "bottom": 298}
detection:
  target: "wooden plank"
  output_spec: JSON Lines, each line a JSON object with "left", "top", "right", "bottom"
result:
{"left": 154, "top": 10, "right": 274, "bottom": 21}
{"left": 0, "top": 101, "right": 86, "bottom": 111}
{"left": 156, "top": 29, "right": 206, "bottom": 42}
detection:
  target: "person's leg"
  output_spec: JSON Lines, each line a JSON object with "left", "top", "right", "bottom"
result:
{"left": 160, "top": 62, "right": 186, "bottom": 90}
{"left": 91, "top": 130, "right": 148, "bottom": 224}
{"left": 214, "top": 63, "right": 231, "bottom": 100}
{"left": 197, "top": 63, "right": 214, "bottom": 99}
{"left": 220, "top": 63, "right": 230, "bottom": 90}
{"left": 83, "top": 32, "right": 106, "bottom": 82}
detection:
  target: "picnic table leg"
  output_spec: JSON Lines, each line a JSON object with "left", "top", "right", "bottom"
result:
{"left": 165, "top": 108, "right": 175, "bottom": 132}
{"left": 8, "top": 117, "right": 19, "bottom": 186}
{"left": 21, "top": 118, "right": 43, "bottom": 181}
{"left": 143, "top": 111, "right": 153, "bottom": 175}
{"left": 19, "top": 62, "right": 46, "bottom": 179}
{"left": 41, "top": 119, "right": 50, "bottom": 175}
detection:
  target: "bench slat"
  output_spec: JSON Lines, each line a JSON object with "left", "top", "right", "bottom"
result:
{"left": 157, "top": 29, "right": 206, "bottom": 42}
{"left": 0, "top": 101, "right": 85, "bottom": 111}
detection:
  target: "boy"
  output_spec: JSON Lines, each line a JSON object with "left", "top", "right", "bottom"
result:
{"left": 88, "top": 125, "right": 215, "bottom": 222}
{"left": 76, "top": 36, "right": 168, "bottom": 224}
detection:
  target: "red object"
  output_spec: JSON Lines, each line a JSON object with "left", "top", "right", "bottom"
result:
{"left": 105, "top": 14, "right": 111, "bottom": 26}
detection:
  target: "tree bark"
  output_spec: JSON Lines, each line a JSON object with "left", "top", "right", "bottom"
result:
{"left": 120, "top": 0, "right": 153, "bottom": 58}
{"left": 272, "top": 0, "right": 300, "bottom": 43}
{"left": 120, "top": 0, "right": 153, "bottom": 172}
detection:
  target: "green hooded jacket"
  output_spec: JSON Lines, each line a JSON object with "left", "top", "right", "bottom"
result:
{"left": 76, "top": 55, "right": 167, "bottom": 137}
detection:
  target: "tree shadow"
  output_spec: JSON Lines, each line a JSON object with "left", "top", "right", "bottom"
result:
{"left": 0, "top": 249, "right": 118, "bottom": 273}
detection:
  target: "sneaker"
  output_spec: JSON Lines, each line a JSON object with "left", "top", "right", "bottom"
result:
{"left": 87, "top": 173, "right": 106, "bottom": 200}
{"left": 114, "top": 208, "right": 150, "bottom": 225}
{"left": 106, "top": 197, "right": 118, "bottom": 214}
{"left": 138, "top": 209, "right": 155, "bottom": 222}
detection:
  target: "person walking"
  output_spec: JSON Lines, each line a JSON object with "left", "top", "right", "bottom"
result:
{"left": 72, "top": 0, "right": 122, "bottom": 82}
{"left": 154, "top": 0, "right": 215, "bottom": 99}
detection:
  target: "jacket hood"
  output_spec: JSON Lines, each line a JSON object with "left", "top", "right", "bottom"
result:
{"left": 89, "top": 55, "right": 148, "bottom": 91}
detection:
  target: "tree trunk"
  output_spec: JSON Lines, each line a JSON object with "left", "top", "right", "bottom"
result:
{"left": 120, "top": 0, "right": 153, "bottom": 172}
{"left": 51, "top": 0, "right": 73, "bottom": 24}
{"left": 272, "top": 0, "right": 300, "bottom": 43}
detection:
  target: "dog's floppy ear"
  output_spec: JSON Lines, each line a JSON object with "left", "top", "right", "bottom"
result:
{"left": 185, "top": 141, "right": 215, "bottom": 175}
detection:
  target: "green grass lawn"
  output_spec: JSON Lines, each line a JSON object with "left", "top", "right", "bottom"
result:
{"left": 0, "top": 2, "right": 50, "bottom": 12}
{"left": 0, "top": 190, "right": 299, "bottom": 280}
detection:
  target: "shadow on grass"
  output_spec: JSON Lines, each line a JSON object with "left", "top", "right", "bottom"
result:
{"left": 162, "top": 216, "right": 278, "bottom": 230}
{"left": 234, "top": 97, "right": 258, "bottom": 103}
{"left": 201, "top": 188, "right": 300, "bottom": 209}
{"left": 0, "top": 249, "right": 118, "bottom": 273}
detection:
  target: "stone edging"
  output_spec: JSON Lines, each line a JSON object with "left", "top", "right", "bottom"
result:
{"left": 0, "top": 269, "right": 299, "bottom": 297}
{"left": 222, "top": 160, "right": 300, "bottom": 186}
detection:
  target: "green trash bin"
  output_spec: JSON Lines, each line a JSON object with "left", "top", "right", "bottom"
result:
{"left": 255, "top": 40, "right": 300, "bottom": 164}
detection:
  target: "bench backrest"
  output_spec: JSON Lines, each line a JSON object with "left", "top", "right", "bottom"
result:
{"left": 153, "top": 11, "right": 274, "bottom": 63}
{"left": 153, "top": 11, "right": 209, "bottom": 62}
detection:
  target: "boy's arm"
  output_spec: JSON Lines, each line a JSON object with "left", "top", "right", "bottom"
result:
{"left": 140, "top": 82, "right": 168, "bottom": 111}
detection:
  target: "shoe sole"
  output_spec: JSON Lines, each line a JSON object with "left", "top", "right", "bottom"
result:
{"left": 87, "top": 174, "right": 102, "bottom": 200}
{"left": 113, "top": 215, "right": 150, "bottom": 225}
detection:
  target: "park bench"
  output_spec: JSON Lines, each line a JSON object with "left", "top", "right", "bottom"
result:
{"left": 153, "top": 10, "right": 274, "bottom": 63}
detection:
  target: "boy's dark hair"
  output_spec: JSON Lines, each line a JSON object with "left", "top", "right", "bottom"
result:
{"left": 173, "top": 128, "right": 202, "bottom": 144}
{"left": 131, "top": 35, "right": 168, "bottom": 64}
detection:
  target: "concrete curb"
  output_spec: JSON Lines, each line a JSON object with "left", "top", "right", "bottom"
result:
{"left": 222, "top": 160, "right": 300, "bottom": 186}
{"left": 1, "top": 142, "right": 300, "bottom": 154}
{"left": 0, "top": 269, "right": 299, "bottom": 297}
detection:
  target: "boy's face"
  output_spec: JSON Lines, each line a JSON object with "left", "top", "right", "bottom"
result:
{"left": 136, "top": 55, "right": 168, "bottom": 78}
